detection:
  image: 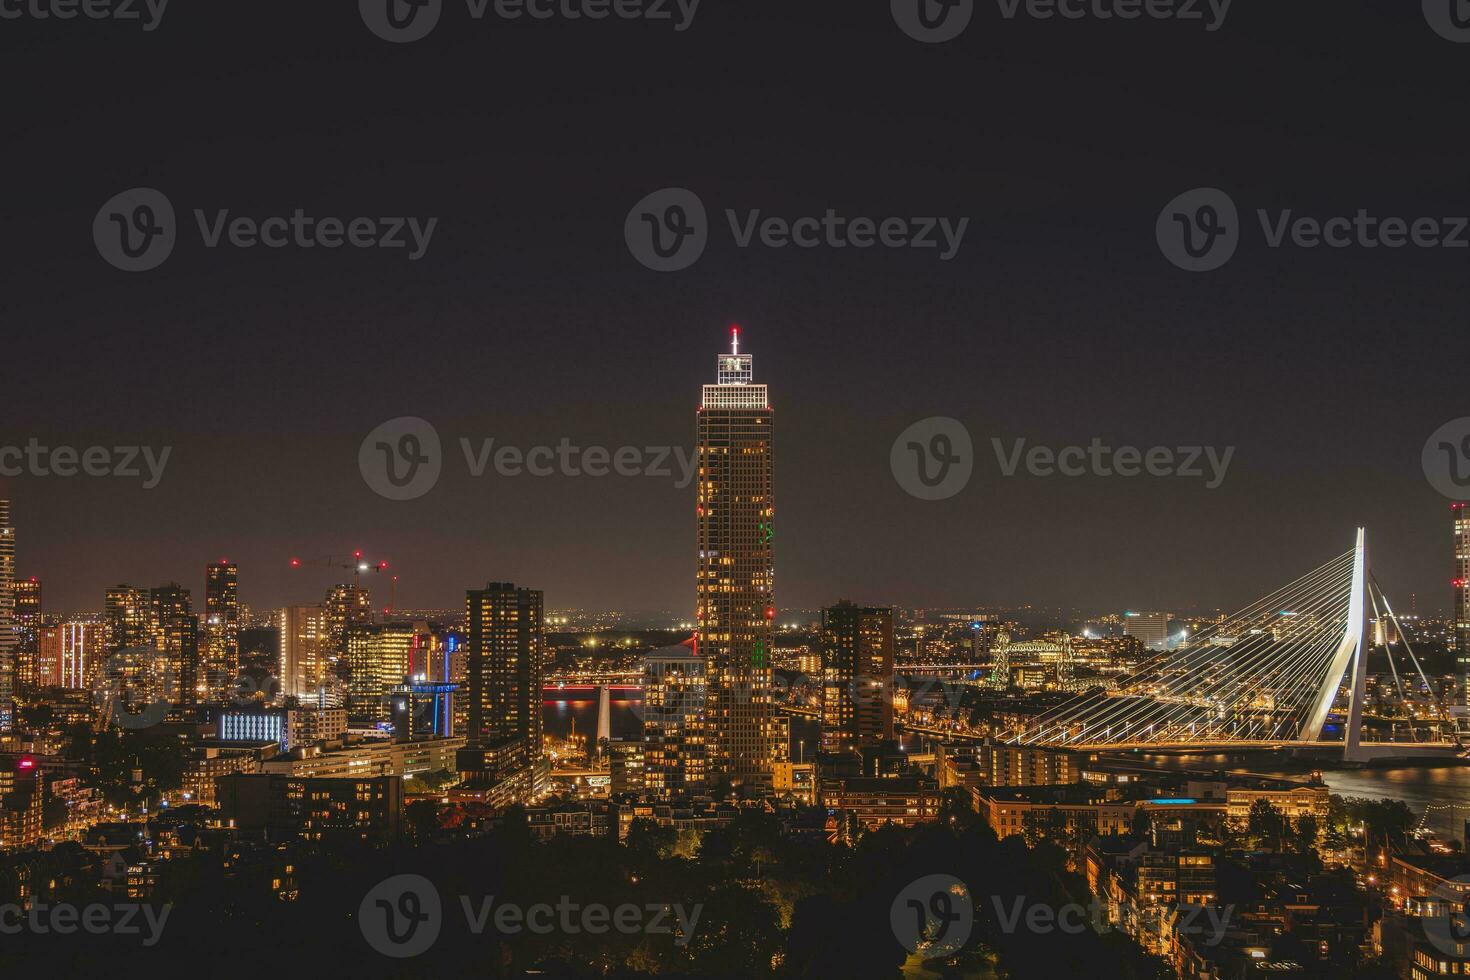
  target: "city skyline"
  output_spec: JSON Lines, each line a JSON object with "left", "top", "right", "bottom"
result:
{"left": 5, "top": 3, "right": 1470, "bottom": 975}
{"left": 3, "top": 7, "right": 1467, "bottom": 618}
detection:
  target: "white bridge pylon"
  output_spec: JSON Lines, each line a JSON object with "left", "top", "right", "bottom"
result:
{"left": 1011, "top": 528, "right": 1426, "bottom": 760}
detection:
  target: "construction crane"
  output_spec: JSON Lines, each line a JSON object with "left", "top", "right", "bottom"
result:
{"left": 288, "top": 550, "right": 390, "bottom": 590}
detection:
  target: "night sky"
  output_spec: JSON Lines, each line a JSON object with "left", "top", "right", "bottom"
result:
{"left": 2, "top": 1, "right": 1466, "bottom": 617}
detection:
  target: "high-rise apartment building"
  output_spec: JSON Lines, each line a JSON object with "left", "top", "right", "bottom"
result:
{"left": 97, "top": 583, "right": 199, "bottom": 713}
{"left": 643, "top": 642, "right": 707, "bottom": 799}
{"left": 0, "top": 501, "right": 14, "bottom": 733}
{"left": 104, "top": 586, "right": 151, "bottom": 653}
{"left": 148, "top": 584, "right": 198, "bottom": 708}
{"left": 279, "top": 605, "right": 332, "bottom": 704}
{"left": 820, "top": 601, "right": 895, "bottom": 754}
{"left": 457, "top": 582, "right": 545, "bottom": 802}
{"left": 57, "top": 622, "right": 104, "bottom": 689}
{"left": 1455, "top": 503, "right": 1470, "bottom": 701}
{"left": 12, "top": 577, "right": 40, "bottom": 691}
{"left": 325, "top": 584, "right": 373, "bottom": 658}
{"left": 696, "top": 328, "right": 778, "bottom": 792}
{"left": 203, "top": 561, "right": 240, "bottom": 702}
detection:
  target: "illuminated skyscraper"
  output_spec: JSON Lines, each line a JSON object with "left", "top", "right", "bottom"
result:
{"left": 1455, "top": 503, "right": 1470, "bottom": 701}
{"left": 279, "top": 605, "right": 332, "bottom": 704}
{"left": 325, "top": 584, "right": 373, "bottom": 659}
{"left": 820, "top": 601, "right": 895, "bottom": 754}
{"left": 148, "top": 584, "right": 198, "bottom": 708}
{"left": 203, "top": 562, "right": 240, "bottom": 701}
{"left": 12, "top": 578, "right": 39, "bottom": 691}
{"left": 344, "top": 622, "right": 417, "bottom": 721}
{"left": 696, "top": 328, "right": 778, "bottom": 792}
{"left": 58, "top": 622, "right": 104, "bottom": 689}
{"left": 458, "top": 582, "right": 545, "bottom": 802}
{"left": 104, "top": 586, "right": 151, "bottom": 653}
{"left": 0, "top": 500, "right": 14, "bottom": 733}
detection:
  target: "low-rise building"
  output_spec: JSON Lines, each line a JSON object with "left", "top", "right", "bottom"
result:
{"left": 216, "top": 773, "right": 403, "bottom": 845}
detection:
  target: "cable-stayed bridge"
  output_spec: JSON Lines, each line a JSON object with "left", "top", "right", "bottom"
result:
{"left": 1009, "top": 530, "right": 1463, "bottom": 762}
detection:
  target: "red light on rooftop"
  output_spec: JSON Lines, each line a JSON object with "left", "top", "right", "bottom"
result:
{"left": 354, "top": 550, "right": 363, "bottom": 559}
{"left": 290, "top": 558, "right": 301, "bottom": 568}
{"left": 17, "top": 757, "right": 36, "bottom": 771}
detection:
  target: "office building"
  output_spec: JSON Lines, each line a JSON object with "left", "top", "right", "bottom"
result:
{"left": 1123, "top": 611, "right": 1171, "bottom": 650}
{"left": 389, "top": 681, "right": 456, "bottom": 738}
{"left": 344, "top": 623, "right": 417, "bottom": 721}
{"left": 217, "top": 706, "right": 349, "bottom": 750}
{"left": 696, "top": 328, "right": 779, "bottom": 792}
{"left": 820, "top": 601, "right": 895, "bottom": 753}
